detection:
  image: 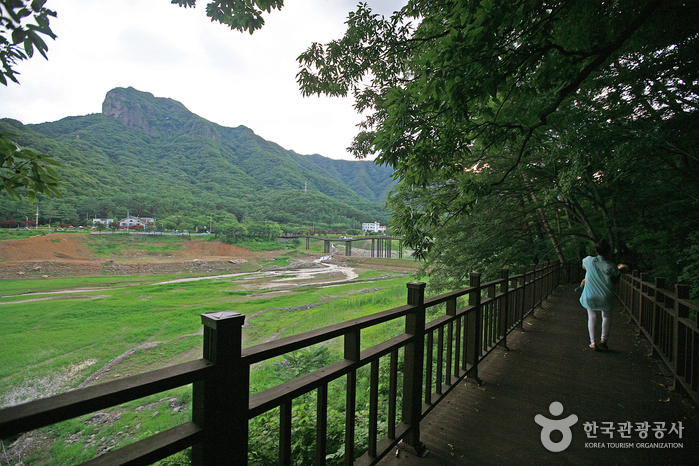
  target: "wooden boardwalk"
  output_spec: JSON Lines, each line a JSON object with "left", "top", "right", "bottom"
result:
{"left": 378, "top": 286, "right": 699, "bottom": 466}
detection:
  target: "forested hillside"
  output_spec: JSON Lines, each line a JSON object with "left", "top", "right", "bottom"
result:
{"left": 0, "top": 87, "right": 394, "bottom": 231}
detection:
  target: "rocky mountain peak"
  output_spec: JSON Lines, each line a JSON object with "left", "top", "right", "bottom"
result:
{"left": 102, "top": 87, "right": 160, "bottom": 136}
{"left": 101, "top": 87, "right": 218, "bottom": 140}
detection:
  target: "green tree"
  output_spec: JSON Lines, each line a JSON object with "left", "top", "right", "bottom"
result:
{"left": 1, "top": 131, "right": 61, "bottom": 202}
{"left": 289, "top": 0, "right": 699, "bottom": 288}
{"left": 172, "top": 0, "right": 284, "bottom": 34}
{"left": 0, "top": 0, "right": 56, "bottom": 85}
{"left": 1, "top": 0, "right": 60, "bottom": 201}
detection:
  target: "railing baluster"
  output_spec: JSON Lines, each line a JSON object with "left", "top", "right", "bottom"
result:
{"left": 425, "top": 330, "right": 433, "bottom": 404}
{"left": 466, "top": 273, "right": 482, "bottom": 382}
{"left": 519, "top": 265, "right": 527, "bottom": 328}
{"left": 529, "top": 265, "right": 536, "bottom": 314}
{"left": 447, "top": 298, "right": 457, "bottom": 381}
{"left": 436, "top": 326, "right": 444, "bottom": 394}
{"left": 674, "top": 284, "right": 689, "bottom": 387}
{"left": 344, "top": 329, "right": 360, "bottom": 466}
{"left": 454, "top": 316, "right": 462, "bottom": 378}
{"left": 388, "top": 349, "right": 398, "bottom": 439}
{"left": 368, "top": 359, "right": 380, "bottom": 458}
{"left": 446, "top": 321, "right": 454, "bottom": 385}
{"left": 692, "top": 334, "right": 699, "bottom": 392}
{"left": 487, "top": 283, "right": 496, "bottom": 349}
{"left": 316, "top": 384, "right": 328, "bottom": 466}
{"left": 500, "top": 269, "right": 510, "bottom": 350}
{"left": 344, "top": 371, "right": 357, "bottom": 466}
{"left": 280, "top": 402, "right": 292, "bottom": 466}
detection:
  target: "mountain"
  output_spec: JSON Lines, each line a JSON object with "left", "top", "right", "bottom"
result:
{"left": 0, "top": 87, "right": 395, "bottom": 230}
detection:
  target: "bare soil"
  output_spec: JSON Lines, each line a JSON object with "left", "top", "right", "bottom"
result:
{"left": 0, "top": 233, "right": 276, "bottom": 279}
{"left": 0, "top": 233, "right": 418, "bottom": 279}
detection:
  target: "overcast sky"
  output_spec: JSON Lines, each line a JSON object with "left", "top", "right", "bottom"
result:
{"left": 0, "top": 0, "right": 406, "bottom": 160}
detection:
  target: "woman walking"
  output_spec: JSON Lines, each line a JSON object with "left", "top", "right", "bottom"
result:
{"left": 580, "top": 239, "right": 629, "bottom": 351}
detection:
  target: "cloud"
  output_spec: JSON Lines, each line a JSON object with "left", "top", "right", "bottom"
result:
{"left": 0, "top": 0, "right": 408, "bottom": 160}
{"left": 118, "top": 28, "right": 186, "bottom": 65}
{"left": 199, "top": 33, "right": 247, "bottom": 73}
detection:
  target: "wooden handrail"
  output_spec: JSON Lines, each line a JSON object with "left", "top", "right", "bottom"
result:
{"left": 81, "top": 422, "right": 203, "bottom": 466}
{"left": 617, "top": 272, "right": 699, "bottom": 405}
{"left": 0, "top": 359, "right": 213, "bottom": 439}
{"left": 242, "top": 304, "right": 414, "bottom": 365}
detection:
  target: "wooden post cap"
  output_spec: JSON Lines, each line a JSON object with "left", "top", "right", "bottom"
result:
{"left": 201, "top": 311, "right": 245, "bottom": 328}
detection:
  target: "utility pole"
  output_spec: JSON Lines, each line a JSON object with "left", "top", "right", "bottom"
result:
{"left": 35, "top": 205, "right": 39, "bottom": 230}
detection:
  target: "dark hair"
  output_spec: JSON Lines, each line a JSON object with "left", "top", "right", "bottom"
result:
{"left": 595, "top": 239, "right": 611, "bottom": 257}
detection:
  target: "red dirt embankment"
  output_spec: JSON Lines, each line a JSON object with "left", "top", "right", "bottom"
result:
{"left": 0, "top": 233, "right": 267, "bottom": 279}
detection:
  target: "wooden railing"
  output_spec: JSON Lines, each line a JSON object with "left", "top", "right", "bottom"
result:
{"left": 1, "top": 261, "right": 564, "bottom": 465}
{"left": 617, "top": 270, "right": 699, "bottom": 405}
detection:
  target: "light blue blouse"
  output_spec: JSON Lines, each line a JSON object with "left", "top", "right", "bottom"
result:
{"left": 579, "top": 255, "right": 620, "bottom": 311}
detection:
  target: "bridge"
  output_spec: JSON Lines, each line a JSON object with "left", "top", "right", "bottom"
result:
{"left": 1, "top": 263, "right": 697, "bottom": 465}
{"left": 280, "top": 235, "right": 405, "bottom": 258}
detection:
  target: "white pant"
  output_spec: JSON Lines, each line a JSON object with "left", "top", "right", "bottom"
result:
{"left": 587, "top": 310, "right": 611, "bottom": 345}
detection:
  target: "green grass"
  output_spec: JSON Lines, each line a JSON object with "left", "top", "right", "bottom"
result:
{"left": 231, "top": 239, "right": 292, "bottom": 252}
{"left": 264, "top": 256, "right": 291, "bottom": 267}
{"left": 0, "top": 261, "right": 417, "bottom": 465}
{"left": 86, "top": 234, "right": 187, "bottom": 257}
{"left": 0, "top": 229, "right": 50, "bottom": 241}
{"left": 0, "top": 274, "right": 217, "bottom": 297}
{"left": 0, "top": 273, "right": 414, "bottom": 401}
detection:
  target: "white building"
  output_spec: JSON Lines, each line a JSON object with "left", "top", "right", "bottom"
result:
{"left": 119, "top": 216, "right": 146, "bottom": 228}
{"left": 91, "top": 218, "right": 114, "bottom": 225}
{"left": 362, "top": 222, "right": 387, "bottom": 234}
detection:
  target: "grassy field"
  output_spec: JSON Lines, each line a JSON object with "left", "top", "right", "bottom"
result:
{"left": 86, "top": 234, "right": 186, "bottom": 257}
{"left": 0, "top": 230, "right": 51, "bottom": 241}
{"left": 0, "top": 255, "right": 417, "bottom": 465}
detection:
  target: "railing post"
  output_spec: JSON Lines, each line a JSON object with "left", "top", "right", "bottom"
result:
{"left": 518, "top": 266, "right": 527, "bottom": 329}
{"left": 192, "top": 311, "right": 247, "bottom": 466}
{"left": 500, "top": 268, "right": 510, "bottom": 350}
{"left": 401, "top": 282, "right": 427, "bottom": 456}
{"left": 649, "top": 277, "right": 665, "bottom": 355}
{"left": 529, "top": 264, "right": 537, "bottom": 314}
{"left": 673, "top": 284, "right": 690, "bottom": 392}
{"left": 465, "top": 273, "right": 483, "bottom": 383}
{"left": 344, "top": 327, "right": 361, "bottom": 466}
{"left": 631, "top": 270, "right": 641, "bottom": 325}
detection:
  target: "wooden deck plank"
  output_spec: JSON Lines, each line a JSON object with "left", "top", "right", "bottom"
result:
{"left": 380, "top": 286, "right": 699, "bottom": 466}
